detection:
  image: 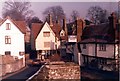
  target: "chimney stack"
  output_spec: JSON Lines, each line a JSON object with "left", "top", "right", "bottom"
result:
{"left": 76, "top": 17, "right": 85, "bottom": 42}
{"left": 63, "top": 17, "right": 67, "bottom": 36}
{"left": 108, "top": 12, "right": 117, "bottom": 41}
{"left": 108, "top": 12, "right": 116, "bottom": 29}
{"left": 49, "top": 14, "right": 53, "bottom": 27}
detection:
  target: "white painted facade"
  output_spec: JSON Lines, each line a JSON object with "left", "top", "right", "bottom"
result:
{"left": 80, "top": 44, "right": 115, "bottom": 58}
{"left": 0, "top": 19, "right": 25, "bottom": 59}
{"left": 73, "top": 43, "right": 115, "bottom": 65}
{"left": 35, "top": 22, "right": 60, "bottom": 51}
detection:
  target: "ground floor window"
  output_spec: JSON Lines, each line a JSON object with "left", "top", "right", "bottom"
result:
{"left": 5, "top": 51, "right": 11, "bottom": 55}
{"left": 44, "top": 42, "right": 50, "bottom": 48}
{"left": 19, "top": 52, "right": 24, "bottom": 56}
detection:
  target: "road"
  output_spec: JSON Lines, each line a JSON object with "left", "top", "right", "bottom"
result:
{"left": 2, "top": 65, "right": 41, "bottom": 81}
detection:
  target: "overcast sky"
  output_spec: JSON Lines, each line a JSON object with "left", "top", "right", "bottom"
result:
{"left": 0, "top": 2, "right": 118, "bottom": 20}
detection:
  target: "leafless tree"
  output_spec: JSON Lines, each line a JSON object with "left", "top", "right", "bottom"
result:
{"left": 70, "top": 10, "right": 80, "bottom": 22}
{"left": 87, "top": 6, "right": 108, "bottom": 24}
{"left": 43, "top": 5, "right": 65, "bottom": 25}
{"left": 2, "top": 0, "right": 34, "bottom": 21}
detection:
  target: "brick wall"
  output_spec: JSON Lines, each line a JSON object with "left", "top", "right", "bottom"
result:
{"left": 0, "top": 55, "right": 25, "bottom": 77}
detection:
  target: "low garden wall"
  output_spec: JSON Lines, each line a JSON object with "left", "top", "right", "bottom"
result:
{"left": 0, "top": 55, "right": 25, "bottom": 77}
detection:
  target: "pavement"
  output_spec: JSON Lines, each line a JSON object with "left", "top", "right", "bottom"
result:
{"left": 1, "top": 66, "right": 28, "bottom": 80}
{"left": 1, "top": 65, "right": 41, "bottom": 81}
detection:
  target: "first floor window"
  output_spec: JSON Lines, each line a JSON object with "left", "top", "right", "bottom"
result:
{"left": 44, "top": 42, "right": 50, "bottom": 48}
{"left": 43, "top": 32, "right": 50, "bottom": 37}
{"left": 99, "top": 44, "right": 106, "bottom": 51}
{"left": 5, "top": 51, "right": 11, "bottom": 55}
{"left": 5, "top": 36, "right": 11, "bottom": 44}
{"left": 83, "top": 44, "right": 86, "bottom": 49}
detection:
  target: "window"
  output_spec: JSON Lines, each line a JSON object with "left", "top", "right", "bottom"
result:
{"left": 83, "top": 44, "right": 86, "bottom": 49}
{"left": 43, "top": 32, "right": 50, "bottom": 37}
{"left": 19, "top": 52, "right": 24, "bottom": 56}
{"left": 6, "top": 23, "right": 11, "bottom": 30}
{"left": 5, "top": 51, "right": 11, "bottom": 55}
{"left": 44, "top": 42, "right": 50, "bottom": 48}
{"left": 99, "top": 44, "right": 106, "bottom": 51}
{"left": 5, "top": 36, "right": 11, "bottom": 44}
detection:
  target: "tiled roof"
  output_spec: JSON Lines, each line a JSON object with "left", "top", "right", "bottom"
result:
{"left": 14, "top": 21, "right": 26, "bottom": 34}
{"left": 51, "top": 23, "right": 61, "bottom": 39}
{"left": 81, "top": 23, "right": 115, "bottom": 42}
{"left": 31, "top": 23, "right": 43, "bottom": 39}
{"left": 0, "top": 16, "right": 26, "bottom": 34}
{"left": 81, "top": 38, "right": 107, "bottom": 43}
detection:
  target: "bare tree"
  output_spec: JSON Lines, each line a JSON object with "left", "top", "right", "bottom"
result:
{"left": 87, "top": 6, "right": 108, "bottom": 24}
{"left": 2, "top": 0, "right": 34, "bottom": 21}
{"left": 43, "top": 5, "right": 65, "bottom": 24}
{"left": 70, "top": 10, "right": 80, "bottom": 21}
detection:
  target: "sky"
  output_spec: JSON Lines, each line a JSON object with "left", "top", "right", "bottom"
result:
{"left": 0, "top": 1, "right": 118, "bottom": 21}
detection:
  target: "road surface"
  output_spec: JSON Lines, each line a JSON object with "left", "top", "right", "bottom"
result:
{"left": 2, "top": 65, "right": 41, "bottom": 81}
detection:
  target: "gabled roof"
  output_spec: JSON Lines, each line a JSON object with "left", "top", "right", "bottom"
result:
{"left": 0, "top": 16, "right": 26, "bottom": 34}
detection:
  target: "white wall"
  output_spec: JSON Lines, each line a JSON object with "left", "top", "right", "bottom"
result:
{"left": 36, "top": 22, "right": 60, "bottom": 51}
{"left": 97, "top": 44, "right": 114, "bottom": 58}
{"left": 0, "top": 19, "right": 25, "bottom": 59}
{"left": 81, "top": 43, "right": 114, "bottom": 58}
{"left": 88, "top": 44, "right": 96, "bottom": 56}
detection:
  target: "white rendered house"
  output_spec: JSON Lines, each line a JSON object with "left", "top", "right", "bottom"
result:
{"left": 0, "top": 17, "right": 26, "bottom": 59}
{"left": 31, "top": 22, "right": 61, "bottom": 59}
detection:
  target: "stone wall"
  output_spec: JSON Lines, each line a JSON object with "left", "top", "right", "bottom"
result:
{"left": 31, "top": 61, "right": 80, "bottom": 80}
{"left": 0, "top": 55, "right": 25, "bottom": 77}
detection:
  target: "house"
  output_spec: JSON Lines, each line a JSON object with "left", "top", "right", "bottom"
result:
{"left": 0, "top": 16, "right": 26, "bottom": 63}
{"left": 75, "top": 13, "right": 119, "bottom": 71}
{"left": 31, "top": 20, "right": 62, "bottom": 60}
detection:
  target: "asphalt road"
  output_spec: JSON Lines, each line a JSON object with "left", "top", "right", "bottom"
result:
{"left": 2, "top": 65, "right": 41, "bottom": 81}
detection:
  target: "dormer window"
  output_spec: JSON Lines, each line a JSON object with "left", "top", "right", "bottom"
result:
{"left": 6, "top": 23, "right": 11, "bottom": 30}
{"left": 60, "top": 30, "right": 65, "bottom": 37}
{"left": 60, "top": 32, "right": 64, "bottom": 36}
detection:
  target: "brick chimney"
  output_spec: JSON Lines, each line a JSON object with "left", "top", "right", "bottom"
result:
{"left": 108, "top": 12, "right": 117, "bottom": 41}
{"left": 49, "top": 14, "right": 53, "bottom": 27}
{"left": 108, "top": 12, "right": 117, "bottom": 29}
{"left": 63, "top": 17, "right": 68, "bottom": 36}
{"left": 76, "top": 18, "right": 84, "bottom": 42}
